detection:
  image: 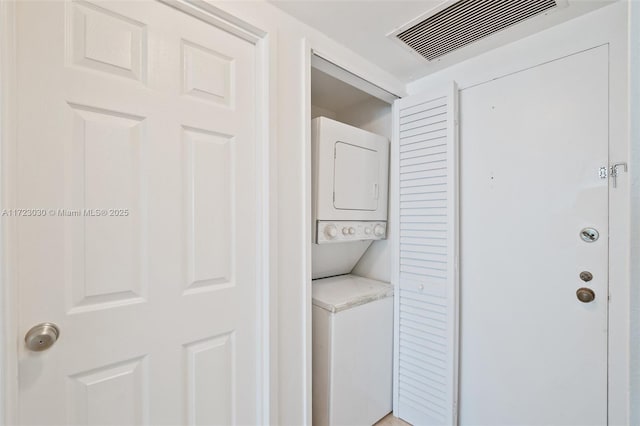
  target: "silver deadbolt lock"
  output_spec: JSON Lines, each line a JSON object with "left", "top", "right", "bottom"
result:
{"left": 580, "top": 227, "right": 599, "bottom": 243}
{"left": 25, "top": 322, "right": 60, "bottom": 351}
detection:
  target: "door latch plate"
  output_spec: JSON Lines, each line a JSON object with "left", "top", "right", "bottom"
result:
{"left": 598, "top": 167, "right": 607, "bottom": 179}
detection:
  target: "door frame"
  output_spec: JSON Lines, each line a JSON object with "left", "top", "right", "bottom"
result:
{"left": 0, "top": 0, "right": 274, "bottom": 424}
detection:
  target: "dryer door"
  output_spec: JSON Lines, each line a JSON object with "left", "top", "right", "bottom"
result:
{"left": 333, "top": 142, "right": 379, "bottom": 211}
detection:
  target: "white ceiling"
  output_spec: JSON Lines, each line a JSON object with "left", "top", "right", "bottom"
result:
{"left": 271, "top": 0, "right": 440, "bottom": 82}
{"left": 270, "top": 0, "right": 615, "bottom": 83}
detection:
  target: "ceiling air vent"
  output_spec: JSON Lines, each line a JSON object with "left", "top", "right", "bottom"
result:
{"left": 394, "top": 0, "right": 561, "bottom": 61}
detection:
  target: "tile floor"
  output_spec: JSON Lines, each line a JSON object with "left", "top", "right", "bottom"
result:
{"left": 374, "top": 413, "right": 411, "bottom": 426}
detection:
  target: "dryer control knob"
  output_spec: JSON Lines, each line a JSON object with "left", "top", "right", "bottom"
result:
{"left": 349, "top": 227, "right": 356, "bottom": 235}
{"left": 364, "top": 227, "right": 372, "bottom": 235}
{"left": 374, "top": 224, "right": 386, "bottom": 237}
{"left": 342, "top": 227, "right": 350, "bottom": 235}
{"left": 324, "top": 224, "right": 338, "bottom": 239}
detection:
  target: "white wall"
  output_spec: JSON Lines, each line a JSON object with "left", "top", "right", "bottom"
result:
{"left": 335, "top": 97, "right": 392, "bottom": 138}
{"left": 407, "top": 2, "right": 629, "bottom": 424}
{"left": 629, "top": 0, "right": 640, "bottom": 423}
{"left": 209, "top": 2, "right": 405, "bottom": 424}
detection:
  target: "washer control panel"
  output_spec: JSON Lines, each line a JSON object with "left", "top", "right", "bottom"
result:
{"left": 316, "top": 221, "right": 387, "bottom": 244}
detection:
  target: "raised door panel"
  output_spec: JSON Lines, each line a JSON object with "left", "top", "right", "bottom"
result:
{"left": 184, "top": 333, "right": 236, "bottom": 425}
{"left": 66, "top": 103, "right": 147, "bottom": 313}
{"left": 68, "top": 357, "right": 149, "bottom": 425}
{"left": 182, "top": 126, "right": 234, "bottom": 293}
{"left": 182, "top": 40, "right": 234, "bottom": 107}
{"left": 68, "top": 1, "right": 147, "bottom": 81}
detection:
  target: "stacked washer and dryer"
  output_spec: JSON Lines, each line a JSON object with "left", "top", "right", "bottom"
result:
{"left": 311, "top": 117, "right": 393, "bottom": 426}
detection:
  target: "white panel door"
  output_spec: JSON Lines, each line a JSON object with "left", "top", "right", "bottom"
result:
{"left": 393, "top": 83, "right": 459, "bottom": 425}
{"left": 459, "top": 46, "right": 608, "bottom": 424}
{"left": 15, "top": 1, "right": 259, "bottom": 424}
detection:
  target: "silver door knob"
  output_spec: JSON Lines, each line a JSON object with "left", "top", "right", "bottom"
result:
{"left": 25, "top": 322, "right": 60, "bottom": 351}
{"left": 576, "top": 288, "right": 596, "bottom": 303}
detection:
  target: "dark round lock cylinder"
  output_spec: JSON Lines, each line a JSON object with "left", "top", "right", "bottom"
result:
{"left": 576, "top": 288, "right": 596, "bottom": 303}
{"left": 579, "top": 271, "right": 593, "bottom": 282}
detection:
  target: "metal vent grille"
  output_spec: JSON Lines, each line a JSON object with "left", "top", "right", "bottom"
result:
{"left": 397, "top": 0, "right": 558, "bottom": 61}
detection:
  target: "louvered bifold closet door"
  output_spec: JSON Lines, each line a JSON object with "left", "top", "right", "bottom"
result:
{"left": 393, "top": 82, "right": 459, "bottom": 426}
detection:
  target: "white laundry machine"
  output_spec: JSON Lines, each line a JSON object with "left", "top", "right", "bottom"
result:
{"left": 312, "top": 274, "right": 394, "bottom": 426}
{"left": 311, "top": 117, "right": 393, "bottom": 425}
{"left": 311, "top": 117, "right": 389, "bottom": 279}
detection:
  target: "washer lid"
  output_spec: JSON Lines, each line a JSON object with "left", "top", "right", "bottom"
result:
{"left": 312, "top": 274, "right": 393, "bottom": 313}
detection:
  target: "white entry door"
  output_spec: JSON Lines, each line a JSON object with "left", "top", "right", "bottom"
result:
{"left": 459, "top": 46, "right": 608, "bottom": 424}
{"left": 14, "top": 1, "right": 260, "bottom": 424}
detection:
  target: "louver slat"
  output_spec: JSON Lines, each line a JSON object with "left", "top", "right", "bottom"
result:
{"left": 393, "top": 83, "right": 459, "bottom": 425}
{"left": 396, "top": 0, "right": 558, "bottom": 61}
